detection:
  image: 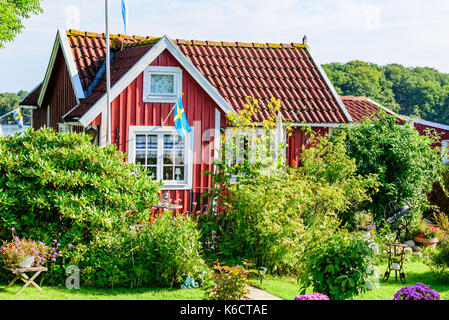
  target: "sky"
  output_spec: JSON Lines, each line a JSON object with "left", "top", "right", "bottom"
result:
{"left": 1, "top": 0, "right": 449, "bottom": 93}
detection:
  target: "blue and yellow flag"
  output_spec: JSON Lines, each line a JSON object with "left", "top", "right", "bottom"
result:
{"left": 174, "top": 94, "right": 191, "bottom": 140}
{"left": 12, "top": 109, "right": 23, "bottom": 129}
{"left": 121, "top": 0, "right": 128, "bottom": 35}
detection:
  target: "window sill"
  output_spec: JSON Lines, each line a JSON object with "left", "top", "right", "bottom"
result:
{"left": 143, "top": 95, "right": 178, "bottom": 103}
{"left": 161, "top": 184, "right": 192, "bottom": 190}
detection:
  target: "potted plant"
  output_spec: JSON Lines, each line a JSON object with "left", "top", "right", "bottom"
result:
{"left": 412, "top": 221, "right": 444, "bottom": 248}
{"left": 1, "top": 234, "right": 63, "bottom": 268}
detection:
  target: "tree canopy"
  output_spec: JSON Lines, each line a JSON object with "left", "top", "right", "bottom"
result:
{"left": 0, "top": 0, "right": 43, "bottom": 48}
{"left": 323, "top": 61, "right": 449, "bottom": 125}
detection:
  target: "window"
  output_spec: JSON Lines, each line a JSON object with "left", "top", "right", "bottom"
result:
{"left": 442, "top": 140, "right": 449, "bottom": 163}
{"left": 129, "top": 126, "right": 193, "bottom": 189}
{"left": 223, "top": 128, "right": 283, "bottom": 166}
{"left": 143, "top": 66, "right": 182, "bottom": 103}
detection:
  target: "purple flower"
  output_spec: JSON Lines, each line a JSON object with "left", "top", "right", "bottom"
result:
{"left": 295, "top": 293, "right": 330, "bottom": 300}
{"left": 10, "top": 228, "right": 15, "bottom": 231}
{"left": 394, "top": 283, "right": 440, "bottom": 300}
{"left": 68, "top": 244, "right": 73, "bottom": 248}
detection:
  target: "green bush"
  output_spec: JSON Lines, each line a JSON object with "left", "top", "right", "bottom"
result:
{"left": 0, "top": 128, "right": 161, "bottom": 287}
{"left": 298, "top": 231, "right": 375, "bottom": 300}
{"left": 333, "top": 113, "right": 443, "bottom": 220}
{"left": 133, "top": 212, "right": 206, "bottom": 287}
{"left": 207, "top": 130, "right": 378, "bottom": 276}
{"left": 215, "top": 170, "right": 306, "bottom": 274}
{"left": 427, "top": 240, "right": 449, "bottom": 281}
{"left": 203, "top": 260, "right": 256, "bottom": 300}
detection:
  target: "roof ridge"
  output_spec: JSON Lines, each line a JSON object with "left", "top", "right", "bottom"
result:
{"left": 340, "top": 95, "right": 368, "bottom": 101}
{"left": 65, "top": 29, "right": 307, "bottom": 50}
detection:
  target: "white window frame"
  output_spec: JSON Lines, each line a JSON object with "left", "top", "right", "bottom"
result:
{"left": 442, "top": 140, "right": 449, "bottom": 163}
{"left": 128, "top": 126, "right": 194, "bottom": 190}
{"left": 142, "top": 66, "right": 182, "bottom": 103}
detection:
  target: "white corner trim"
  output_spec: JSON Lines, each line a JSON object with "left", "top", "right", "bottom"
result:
{"left": 37, "top": 30, "right": 85, "bottom": 107}
{"left": 99, "top": 111, "right": 107, "bottom": 147}
{"left": 214, "top": 108, "right": 221, "bottom": 161}
{"left": 79, "top": 35, "right": 236, "bottom": 127}
{"left": 409, "top": 118, "right": 449, "bottom": 131}
{"left": 366, "top": 98, "right": 407, "bottom": 122}
{"left": 304, "top": 45, "right": 353, "bottom": 123}
{"left": 128, "top": 125, "right": 194, "bottom": 190}
{"left": 59, "top": 29, "right": 85, "bottom": 100}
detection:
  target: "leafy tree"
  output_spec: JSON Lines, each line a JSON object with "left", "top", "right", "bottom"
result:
{"left": 0, "top": 91, "right": 28, "bottom": 119}
{"left": 332, "top": 113, "right": 443, "bottom": 220}
{"left": 323, "top": 61, "right": 449, "bottom": 125}
{"left": 0, "top": 0, "right": 43, "bottom": 48}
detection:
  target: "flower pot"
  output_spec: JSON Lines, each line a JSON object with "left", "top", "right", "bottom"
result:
{"left": 18, "top": 255, "right": 35, "bottom": 268}
{"left": 413, "top": 236, "right": 439, "bottom": 248}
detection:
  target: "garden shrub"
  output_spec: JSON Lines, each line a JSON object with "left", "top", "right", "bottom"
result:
{"left": 426, "top": 240, "right": 449, "bottom": 281}
{"left": 0, "top": 128, "right": 160, "bottom": 287}
{"left": 297, "top": 230, "right": 375, "bottom": 300}
{"left": 203, "top": 260, "right": 256, "bottom": 300}
{"left": 215, "top": 170, "right": 306, "bottom": 274}
{"left": 206, "top": 127, "right": 378, "bottom": 275}
{"left": 332, "top": 113, "right": 443, "bottom": 221}
{"left": 133, "top": 211, "right": 206, "bottom": 288}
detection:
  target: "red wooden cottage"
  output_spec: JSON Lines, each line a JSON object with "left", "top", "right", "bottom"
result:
{"left": 19, "top": 29, "right": 404, "bottom": 212}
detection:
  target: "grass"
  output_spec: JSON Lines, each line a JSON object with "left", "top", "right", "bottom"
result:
{"left": 254, "top": 260, "right": 449, "bottom": 300}
{"left": 0, "top": 285, "right": 205, "bottom": 300}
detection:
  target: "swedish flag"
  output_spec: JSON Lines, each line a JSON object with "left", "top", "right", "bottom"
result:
{"left": 121, "top": 0, "right": 128, "bottom": 35}
{"left": 12, "top": 109, "right": 23, "bottom": 129}
{"left": 174, "top": 95, "right": 191, "bottom": 140}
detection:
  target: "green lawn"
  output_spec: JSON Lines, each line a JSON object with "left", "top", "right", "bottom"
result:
{"left": 0, "top": 285, "right": 205, "bottom": 300}
{"left": 255, "top": 261, "right": 449, "bottom": 300}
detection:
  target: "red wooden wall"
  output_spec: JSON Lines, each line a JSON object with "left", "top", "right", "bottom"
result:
{"left": 33, "top": 47, "right": 78, "bottom": 130}
{"left": 108, "top": 49, "right": 222, "bottom": 212}
{"left": 413, "top": 123, "right": 449, "bottom": 148}
{"left": 287, "top": 126, "right": 329, "bottom": 167}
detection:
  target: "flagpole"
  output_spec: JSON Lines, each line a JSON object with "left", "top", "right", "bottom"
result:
{"left": 105, "top": 0, "right": 111, "bottom": 144}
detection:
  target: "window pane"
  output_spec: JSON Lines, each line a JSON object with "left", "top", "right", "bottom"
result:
{"left": 136, "top": 150, "right": 146, "bottom": 165}
{"left": 147, "top": 150, "right": 157, "bottom": 165}
{"left": 174, "top": 166, "right": 185, "bottom": 181}
{"left": 175, "top": 149, "right": 184, "bottom": 165}
{"left": 146, "top": 166, "right": 157, "bottom": 180}
{"left": 174, "top": 135, "right": 184, "bottom": 149}
{"left": 150, "top": 74, "right": 174, "bottom": 94}
{"left": 163, "top": 150, "right": 174, "bottom": 164}
{"left": 164, "top": 134, "right": 175, "bottom": 149}
{"left": 163, "top": 166, "right": 174, "bottom": 180}
{"left": 136, "top": 135, "right": 146, "bottom": 149}
{"left": 147, "top": 135, "right": 157, "bottom": 149}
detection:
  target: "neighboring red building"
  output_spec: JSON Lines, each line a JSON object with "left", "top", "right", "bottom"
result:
{"left": 18, "top": 29, "right": 405, "bottom": 212}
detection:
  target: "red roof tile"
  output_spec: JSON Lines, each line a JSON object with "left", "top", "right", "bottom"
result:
{"left": 341, "top": 96, "right": 405, "bottom": 124}
{"left": 24, "top": 29, "right": 351, "bottom": 124}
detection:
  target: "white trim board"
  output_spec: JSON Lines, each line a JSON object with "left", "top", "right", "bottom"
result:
{"left": 405, "top": 117, "right": 449, "bottom": 131}
{"left": 78, "top": 35, "right": 236, "bottom": 127}
{"left": 37, "top": 29, "right": 85, "bottom": 107}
